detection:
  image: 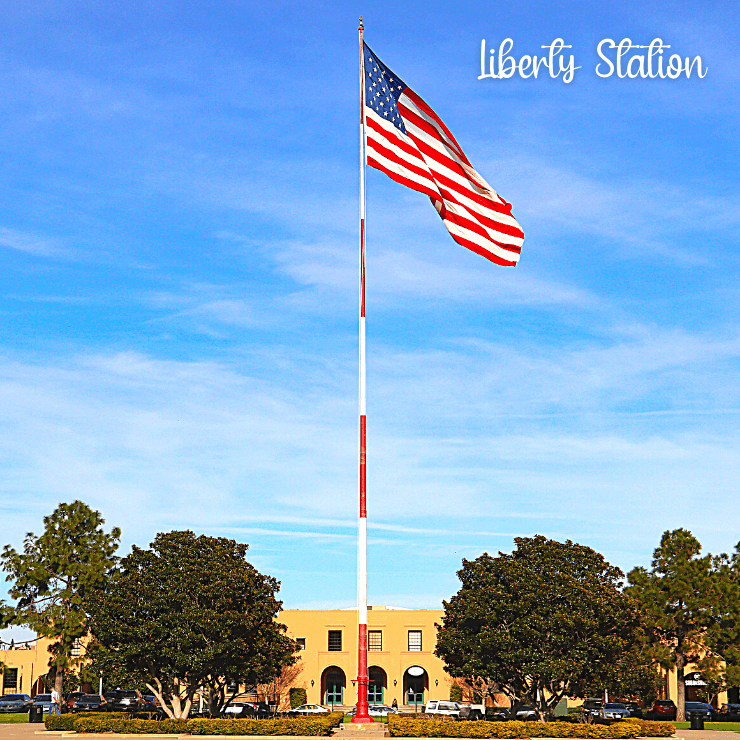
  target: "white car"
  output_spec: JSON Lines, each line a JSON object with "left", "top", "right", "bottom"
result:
{"left": 514, "top": 705, "right": 538, "bottom": 720}
{"left": 350, "top": 705, "right": 399, "bottom": 717}
{"left": 292, "top": 704, "right": 330, "bottom": 714}
{"left": 424, "top": 700, "right": 461, "bottom": 717}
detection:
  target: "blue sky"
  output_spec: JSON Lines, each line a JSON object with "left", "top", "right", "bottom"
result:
{"left": 1, "top": 0, "right": 739, "bottom": 624}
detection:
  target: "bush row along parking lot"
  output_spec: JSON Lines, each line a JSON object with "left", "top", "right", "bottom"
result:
{"left": 44, "top": 713, "right": 675, "bottom": 737}
{"left": 386, "top": 717, "right": 677, "bottom": 738}
{"left": 45, "top": 711, "right": 347, "bottom": 735}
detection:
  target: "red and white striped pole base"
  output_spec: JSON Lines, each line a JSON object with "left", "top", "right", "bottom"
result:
{"left": 353, "top": 15, "right": 372, "bottom": 725}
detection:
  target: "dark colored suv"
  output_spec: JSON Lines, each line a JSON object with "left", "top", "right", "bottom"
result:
{"left": 104, "top": 690, "right": 141, "bottom": 712}
{"left": 72, "top": 695, "right": 112, "bottom": 713}
{"left": 622, "top": 701, "right": 643, "bottom": 719}
{"left": 581, "top": 698, "right": 602, "bottom": 721}
{"left": 649, "top": 700, "right": 677, "bottom": 721}
{"left": 685, "top": 702, "right": 716, "bottom": 720}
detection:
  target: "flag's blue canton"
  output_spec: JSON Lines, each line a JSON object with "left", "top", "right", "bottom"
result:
{"left": 363, "top": 43, "right": 407, "bottom": 134}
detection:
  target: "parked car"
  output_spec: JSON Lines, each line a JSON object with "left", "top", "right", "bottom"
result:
{"left": 486, "top": 706, "right": 512, "bottom": 721}
{"left": 457, "top": 701, "right": 485, "bottom": 720}
{"left": 621, "top": 702, "right": 643, "bottom": 719}
{"left": 599, "top": 703, "right": 631, "bottom": 721}
{"left": 32, "top": 694, "right": 54, "bottom": 713}
{"left": 648, "top": 700, "right": 676, "bottom": 721}
{"left": 424, "top": 700, "right": 461, "bottom": 717}
{"left": 104, "top": 689, "right": 142, "bottom": 712}
{"left": 247, "top": 702, "right": 271, "bottom": 718}
{"left": 223, "top": 701, "right": 271, "bottom": 718}
{"left": 141, "top": 696, "right": 162, "bottom": 715}
{"left": 513, "top": 705, "right": 538, "bottom": 721}
{"left": 581, "top": 699, "right": 602, "bottom": 722}
{"left": 721, "top": 704, "right": 740, "bottom": 721}
{"left": 0, "top": 694, "right": 33, "bottom": 713}
{"left": 349, "top": 705, "right": 399, "bottom": 717}
{"left": 65, "top": 692, "right": 86, "bottom": 711}
{"left": 291, "top": 704, "right": 330, "bottom": 714}
{"left": 71, "top": 695, "right": 112, "bottom": 713}
{"left": 685, "top": 702, "right": 716, "bottom": 720}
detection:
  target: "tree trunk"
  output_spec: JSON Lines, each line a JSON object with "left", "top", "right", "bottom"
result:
{"left": 55, "top": 666, "right": 64, "bottom": 698}
{"left": 676, "top": 648, "right": 686, "bottom": 721}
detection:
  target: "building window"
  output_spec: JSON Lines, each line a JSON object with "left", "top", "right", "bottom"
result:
{"left": 2, "top": 668, "right": 18, "bottom": 690}
{"left": 408, "top": 630, "right": 422, "bottom": 651}
{"left": 71, "top": 638, "right": 82, "bottom": 657}
{"left": 368, "top": 630, "right": 382, "bottom": 651}
{"left": 296, "top": 638, "right": 306, "bottom": 650}
{"left": 328, "top": 630, "right": 342, "bottom": 651}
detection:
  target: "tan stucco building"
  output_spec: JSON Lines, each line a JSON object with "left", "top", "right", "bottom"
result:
{"left": 279, "top": 607, "right": 451, "bottom": 708}
{"left": 0, "top": 637, "right": 55, "bottom": 696}
{"left": 3, "top": 610, "right": 737, "bottom": 711}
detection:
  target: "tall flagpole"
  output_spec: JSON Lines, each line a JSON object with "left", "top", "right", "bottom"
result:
{"left": 353, "top": 15, "right": 372, "bottom": 725}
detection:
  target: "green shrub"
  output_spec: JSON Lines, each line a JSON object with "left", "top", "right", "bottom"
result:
{"left": 290, "top": 687, "right": 308, "bottom": 709}
{"left": 387, "top": 716, "right": 675, "bottom": 738}
{"left": 67, "top": 711, "right": 346, "bottom": 736}
{"left": 44, "top": 712, "right": 127, "bottom": 731}
{"left": 187, "top": 711, "right": 345, "bottom": 736}
{"left": 74, "top": 716, "right": 188, "bottom": 734}
{"left": 45, "top": 714, "right": 76, "bottom": 731}
{"left": 450, "top": 686, "right": 463, "bottom": 702}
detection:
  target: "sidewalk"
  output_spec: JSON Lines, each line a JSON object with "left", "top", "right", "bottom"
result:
{"left": 2, "top": 723, "right": 738, "bottom": 740}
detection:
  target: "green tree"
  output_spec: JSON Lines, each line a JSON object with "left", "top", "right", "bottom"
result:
{"left": 580, "top": 632, "right": 663, "bottom": 706}
{"left": 714, "top": 545, "right": 740, "bottom": 697}
{"left": 81, "top": 638, "right": 152, "bottom": 694}
{"left": 37, "top": 665, "right": 83, "bottom": 694}
{"left": 625, "top": 529, "right": 731, "bottom": 721}
{"left": 1, "top": 501, "right": 120, "bottom": 696}
{"left": 435, "top": 536, "right": 644, "bottom": 720}
{"left": 85, "top": 530, "right": 298, "bottom": 720}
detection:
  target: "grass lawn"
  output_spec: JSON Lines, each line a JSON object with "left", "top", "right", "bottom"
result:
{"left": 343, "top": 715, "right": 388, "bottom": 723}
{"left": 0, "top": 713, "right": 32, "bottom": 723}
{"left": 674, "top": 722, "right": 740, "bottom": 732}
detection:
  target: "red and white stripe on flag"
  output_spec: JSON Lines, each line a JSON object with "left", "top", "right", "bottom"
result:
{"left": 363, "top": 44, "right": 524, "bottom": 266}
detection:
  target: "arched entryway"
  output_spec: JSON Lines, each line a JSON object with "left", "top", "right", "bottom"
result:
{"left": 368, "top": 666, "right": 387, "bottom": 705}
{"left": 403, "top": 666, "right": 428, "bottom": 708}
{"left": 321, "top": 666, "right": 346, "bottom": 709}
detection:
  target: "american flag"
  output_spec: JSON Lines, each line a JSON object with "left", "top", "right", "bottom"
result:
{"left": 363, "top": 43, "right": 524, "bottom": 266}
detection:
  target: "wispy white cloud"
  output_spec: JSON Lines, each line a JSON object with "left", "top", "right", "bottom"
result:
{"left": 481, "top": 152, "right": 737, "bottom": 266}
{"left": 274, "top": 238, "right": 600, "bottom": 310}
{"left": 1, "top": 326, "right": 739, "bottom": 600}
{"left": 0, "top": 227, "right": 62, "bottom": 258}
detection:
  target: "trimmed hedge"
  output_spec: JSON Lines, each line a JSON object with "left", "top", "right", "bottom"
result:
{"left": 289, "top": 688, "right": 308, "bottom": 709}
{"left": 44, "top": 712, "right": 127, "bottom": 731}
{"left": 188, "top": 712, "right": 345, "bottom": 736}
{"left": 74, "top": 717, "right": 188, "bottom": 734}
{"left": 64, "top": 711, "right": 345, "bottom": 735}
{"left": 387, "top": 716, "right": 676, "bottom": 738}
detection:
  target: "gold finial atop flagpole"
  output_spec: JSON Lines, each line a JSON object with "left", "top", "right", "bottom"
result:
{"left": 359, "top": 15, "right": 364, "bottom": 31}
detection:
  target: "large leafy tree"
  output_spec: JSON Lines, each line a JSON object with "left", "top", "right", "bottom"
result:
{"left": 435, "top": 536, "right": 644, "bottom": 720}
{"left": 1, "top": 501, "right": 121, "bottom": 696}
{"left": 626, "top": 529, "right": 739, "bottom": 720}
{"left": 713, "top": 545, "right": 740, "bottom": 697}
{"left": 580, "top": 633, "right": 663, "bottom": 708}
{"left": 85, "top": 530, "right": 298, "bottom": 720}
